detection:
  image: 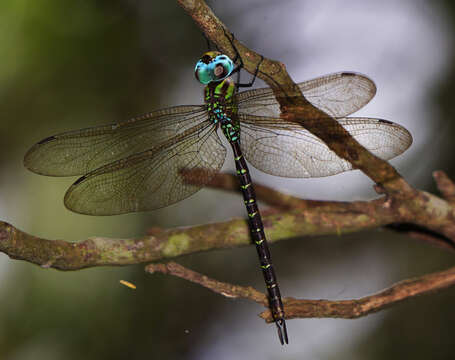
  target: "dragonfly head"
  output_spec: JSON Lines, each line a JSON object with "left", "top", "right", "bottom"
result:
{"left": 195, "top": 51, "right": 234, "bottom": 85}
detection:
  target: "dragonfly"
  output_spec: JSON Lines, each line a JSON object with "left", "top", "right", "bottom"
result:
{"left": 24, "top": 50, "right": 412, "bottom": 345}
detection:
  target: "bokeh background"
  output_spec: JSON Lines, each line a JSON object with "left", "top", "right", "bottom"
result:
{"left": 0, "top": 0, "right": 454, "bottom": 359}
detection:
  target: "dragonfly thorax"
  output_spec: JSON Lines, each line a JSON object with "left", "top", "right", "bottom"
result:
{"left": 204, "top": 77, "right": 240, "bottom": 142}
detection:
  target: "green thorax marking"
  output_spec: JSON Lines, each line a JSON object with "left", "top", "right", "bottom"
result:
{"left": 204, "top": 77, "right": 240, "bottom": 142}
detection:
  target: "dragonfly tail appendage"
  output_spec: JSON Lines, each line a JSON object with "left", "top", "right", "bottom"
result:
{"left": 275, "top": 318, "right": 289, "bottom": 345}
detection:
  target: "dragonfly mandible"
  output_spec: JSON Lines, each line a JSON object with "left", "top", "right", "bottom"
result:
{"left": 24, "top": 50, "right": 412, "bottom": 345}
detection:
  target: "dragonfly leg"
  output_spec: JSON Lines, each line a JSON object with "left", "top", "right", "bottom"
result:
{"left": 220, "top": 27, "right": 263, "bottom": 88}
{"left": 221, "top": 28, "right": 263, "bottom": 89}
{"left": 204, "top": 33, "right": 211, "bottom": 51}
{"left": 236, "top": 55, "right": 263, "bottom": 88}
{"left": 203, "top": 32, "right": 221, "bottom": 52}
{"left": 221, "top": 26, "right": 293, "bottom": 99}
{"left": 222, "top": 27, "right": 240, "bottom": 64}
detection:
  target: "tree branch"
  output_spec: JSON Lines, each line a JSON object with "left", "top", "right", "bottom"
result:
{"left": 0, "top": 199, "right": 394, "bottom": 270}
{"left": 2, "top": 171, "right": 454, "bottom": 271}
{"left": 146, "top": 262, "right": 268, "bottom": 306}
{"left": 146, "top": 261, "right": 455, "bottom": 322}
{"left": 433, "top": 170, "right": 455, "bottom": 204}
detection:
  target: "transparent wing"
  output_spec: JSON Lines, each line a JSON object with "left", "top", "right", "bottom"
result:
{"left": 24, "top": 105, "right": 207, "bottom": 176}
{"left": 237, "top": 72, "right": 376, "bottom": 118}
{"left": 239, "top": 114, "right": 412, "bottom": 178}
{"left": 64, "top": 122, "right": 226, "bottom": 215}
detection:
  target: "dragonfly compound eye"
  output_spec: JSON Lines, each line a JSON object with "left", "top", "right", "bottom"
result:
{"left": 213, "top": 55, "right": 234, "bottom": 80}
{"left": 194, "top": 62, "right": 213, "bottom": 85}
{"left": 195, "top": 51, "right": 219, "bottom": 84}
{"left": 194, "top": 53, "right": 234, "bottom": 84}
{"left": 214, "top": 64, "right": 225, "bottom": 77}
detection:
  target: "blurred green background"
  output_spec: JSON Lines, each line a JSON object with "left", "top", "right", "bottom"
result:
{"left": 0, "top": 1, "right": 454, "bottom": 359}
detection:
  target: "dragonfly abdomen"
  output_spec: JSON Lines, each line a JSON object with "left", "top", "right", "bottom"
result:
{"left": 231, "top": 140, "right": 288, "bottom": 344}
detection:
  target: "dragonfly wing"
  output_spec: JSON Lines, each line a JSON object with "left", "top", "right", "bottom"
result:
{"left": 239, "top": 114, "right": 412, "bottom": 178}
{"left": 64, "top": 122, "right": 226, "bottom": 215}
{"left": 237, "top": 72, "right": 376, "bottom": 118}
{"left": 24, "top": 105, "right": 207, "bottom": 176}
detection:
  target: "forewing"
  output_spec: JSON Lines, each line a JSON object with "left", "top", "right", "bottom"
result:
{"left": 64, "top": 123, "right": 226, "bottom": 215}
{"left": 237, "top": 72, "right": 376, "bottom": 118}
{"left": 239, "top": 114, "right": 412, "bottom": 178}
{"left": 24, "top": 105, "right": 207, "bottom": 176}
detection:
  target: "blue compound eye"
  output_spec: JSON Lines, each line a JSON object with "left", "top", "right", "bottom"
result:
{"left": 194, "top": 62, "right": 213, "bottom": 85}
{"left": 212, "top": 55, "right": 234, "bottom": 80}
{"left": 195, "top": 52, "right": 234, "bottom": 84}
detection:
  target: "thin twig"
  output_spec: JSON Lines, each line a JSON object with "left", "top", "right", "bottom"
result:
{"left": 144, "top": 261, "right": 455, "bottom": 322}
{"left": 434, "top": 170, "right": 455, "bottom": 203}
{"left": 146, "top": 262, "right": 268, "bottom": 306}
